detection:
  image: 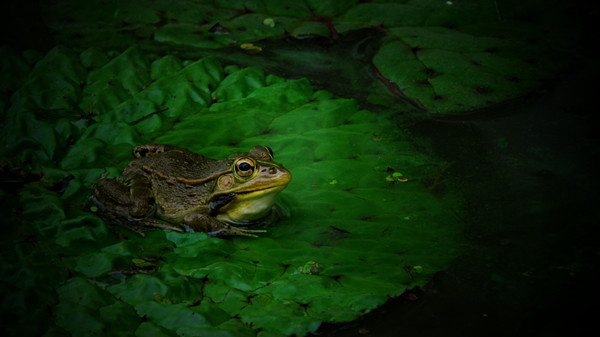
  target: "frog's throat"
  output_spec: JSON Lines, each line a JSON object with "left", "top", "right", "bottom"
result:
{"left": 216, "top": 185, "right": 286, "bottom": 223}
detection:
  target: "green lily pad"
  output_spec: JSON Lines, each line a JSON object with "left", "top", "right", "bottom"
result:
{"left": 372, "top": 24, "right": 563, "bottom": 113}
{"left": 38, "top": 0, "right": 572, "bottom": 115}
{"left": 1, "top": 46, "right": 461, "bottom": 336}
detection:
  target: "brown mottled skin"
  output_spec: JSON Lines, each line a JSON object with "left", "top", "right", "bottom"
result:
{"left": 92, "top": 144, "right": 291, "bottom": 237}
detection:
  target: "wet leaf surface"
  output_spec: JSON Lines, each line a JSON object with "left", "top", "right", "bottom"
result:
{"left": 1, "top": 46, "right": 461, "bottom": 336}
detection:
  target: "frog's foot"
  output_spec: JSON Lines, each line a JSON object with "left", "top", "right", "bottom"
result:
{"left": 137, "top": 218, "right": 184, "bottom": 234}
{"left": 115, "top": 220, "right": 181, "bottom": 237}
{"left": 208, "top": 225, "right": 267, "bottom": 238}
{"left": 96, "top": 212, "right": 183, "bottom": 237}
{"left": 183, "top": 212, "right": 266, "bottom": 237}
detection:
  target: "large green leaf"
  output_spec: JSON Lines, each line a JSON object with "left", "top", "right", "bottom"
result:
{"left": 1, "top": 46, "right": 462, "bottom": 336}
{"left": 39, "top": 0, "right": 572, "bottom": 115}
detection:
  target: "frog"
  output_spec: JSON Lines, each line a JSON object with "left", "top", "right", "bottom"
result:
{"left": 91, "top": 144, "right": 292, "bottom": 237}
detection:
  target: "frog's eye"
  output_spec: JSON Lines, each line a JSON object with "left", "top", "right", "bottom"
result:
{"left": 235, "top": 158, "right": 256, "bottom": 177}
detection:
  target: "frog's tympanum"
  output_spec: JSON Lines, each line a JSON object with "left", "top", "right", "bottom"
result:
{"left": 92, "top": 144, "right": 291, "bottom": 237}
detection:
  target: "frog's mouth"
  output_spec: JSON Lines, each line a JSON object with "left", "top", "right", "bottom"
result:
{"left": 235, "top": 184, "right": 285, "bottom": 195}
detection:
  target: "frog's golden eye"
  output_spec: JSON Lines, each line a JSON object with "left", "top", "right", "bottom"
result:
{"left": 235, "top": 158, "right": 255, "bottom": 177}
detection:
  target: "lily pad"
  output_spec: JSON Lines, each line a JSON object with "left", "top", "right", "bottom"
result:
{"left": 1, "top": 46, "right": 462, "bottom": 336}
{"left": 38, "top": 0, "right": 572, "bottom": 115}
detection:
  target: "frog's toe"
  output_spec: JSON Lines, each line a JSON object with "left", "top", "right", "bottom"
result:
{"left": 128, "top": 219, "right": 183, "bottom": 235}
{"left": 236, "top": 227, "right": 267, "bottom": 237}
{"left": 209, "top": 226, "right": 267, "bottom": 238}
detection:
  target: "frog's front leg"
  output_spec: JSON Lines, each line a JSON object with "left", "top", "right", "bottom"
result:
{"left": 183, "top": 212, "right": 266, "bottom": 237}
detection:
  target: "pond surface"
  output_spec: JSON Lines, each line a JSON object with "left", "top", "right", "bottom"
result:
{"left": 315, "top": 50, "right": 599, "bottom": 336}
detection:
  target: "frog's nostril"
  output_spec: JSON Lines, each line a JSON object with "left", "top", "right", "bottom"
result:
{"left": 268, "top": 167, "right": 277, "bottom": 174}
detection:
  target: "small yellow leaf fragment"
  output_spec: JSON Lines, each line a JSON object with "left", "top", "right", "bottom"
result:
{"left": 263, "top": 18, "right": 275, "bottom": 28}
{"left": 240, "top": 43, "right": 262, "bottom": 53}
{"left": 392, "top": 172, "right": 408, "bottom": 182}
{"left": 328, "top": 179, "right": 338, "bottom": 185}
{"left": 385, "top": 171, "right": 408, "bottom": 182}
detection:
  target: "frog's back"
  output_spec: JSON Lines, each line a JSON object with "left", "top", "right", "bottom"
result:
{"left": 142, "top": 150, "right": 212, "bottom": 177}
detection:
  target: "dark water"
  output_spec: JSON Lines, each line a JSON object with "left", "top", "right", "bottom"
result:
{"left": 316, "top": 51, "right": 599, "bottom": 337}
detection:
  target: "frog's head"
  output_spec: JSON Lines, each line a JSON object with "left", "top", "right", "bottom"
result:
{"left": 210, "top": 145, "right": 291, "bottom": 224}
